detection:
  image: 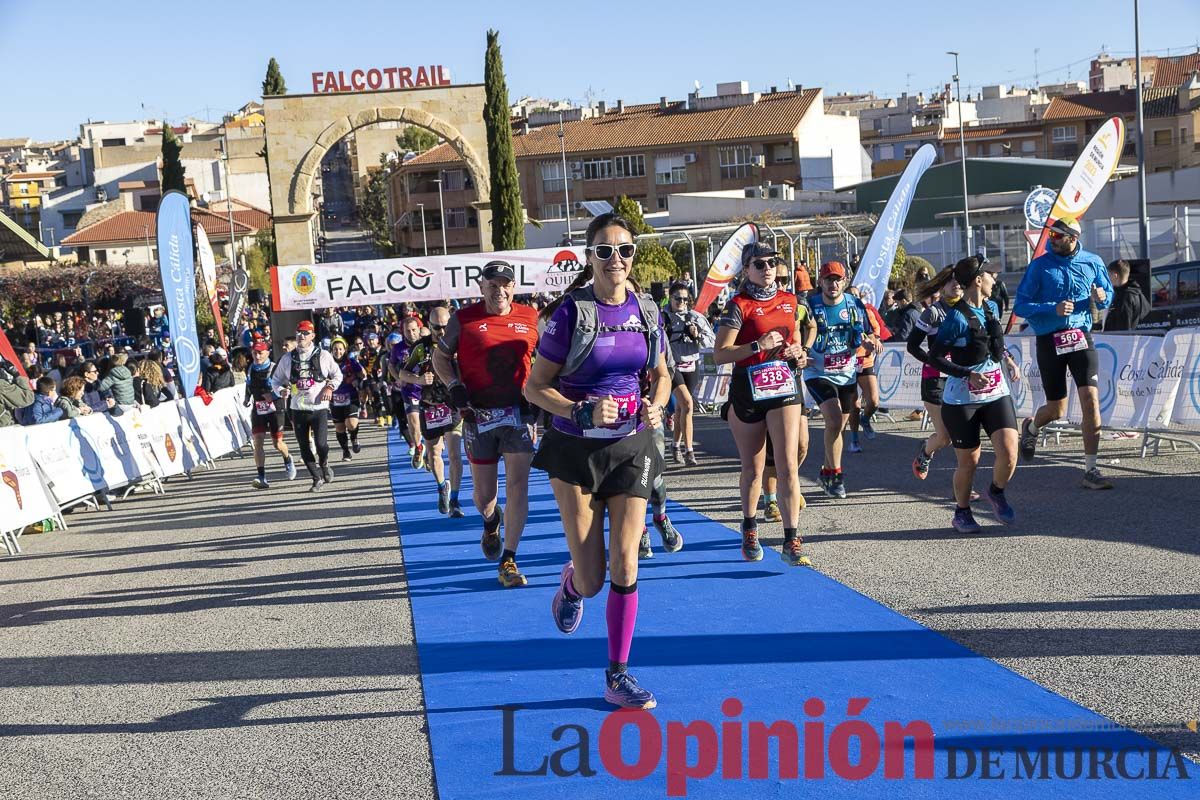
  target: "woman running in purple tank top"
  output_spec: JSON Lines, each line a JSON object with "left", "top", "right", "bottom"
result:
{"left": 526, "top": 213, "right": 671, "bottom": 709}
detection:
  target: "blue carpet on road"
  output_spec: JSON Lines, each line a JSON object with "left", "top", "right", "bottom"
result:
{"left": 387, "top": 429, "right": 1193, "bottom": 798}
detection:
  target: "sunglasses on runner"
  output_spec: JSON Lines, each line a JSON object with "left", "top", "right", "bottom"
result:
{"left": 430, "top": 324, "right": 446, "bottom": 331}
{"left": 586, "top": 243, "right": 637, "bottom": 260}
{"left": 1046, "top": 230, "right": 1074, "bottom": 241}
{"left": 672, "top": 295, "right": 690, "bottom": 302}
{"left": 750, "top": 258, "right": 778, "bottom": 269}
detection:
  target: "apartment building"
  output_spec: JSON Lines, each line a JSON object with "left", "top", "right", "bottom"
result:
{"left": 388, "top": 83, "right": 864, "bottom": 254}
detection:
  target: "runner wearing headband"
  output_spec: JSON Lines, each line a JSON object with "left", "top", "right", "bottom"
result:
{"left": 1014, "top": 216, "right": 1114, "bottom": 489}
{"left": 713, "top": 242, "right": 811, "bottom": 566}
{"left": 526, "top": 213, "right": 671, "bottom": 709}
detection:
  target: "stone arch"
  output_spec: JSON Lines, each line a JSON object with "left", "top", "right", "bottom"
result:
{"left": 287, "top": 106, "right": 490, "bottom": 217}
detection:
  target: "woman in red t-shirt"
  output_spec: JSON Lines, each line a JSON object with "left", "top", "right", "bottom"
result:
{"left": 713, "top": 243, "right": 811, "bottom": 567}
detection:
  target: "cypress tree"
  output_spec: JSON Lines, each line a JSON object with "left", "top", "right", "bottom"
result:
{"left": 161, "top": 123, "right": 186, "bottom": 193}
{"left": 262, "top": 57, "right": 287, "bottom": 96}
{"left": 484, "top": 29, "right": 525, "bottom": 250}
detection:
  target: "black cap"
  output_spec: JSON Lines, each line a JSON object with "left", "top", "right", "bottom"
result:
{"left": 952, "top": 254, "right": 1000, "bottom": 286}
{"left": 481, "top": 260, "right": 516, "bottom": 281}
{"left": 741, "top": 242, "right": 780, "bottom": 267}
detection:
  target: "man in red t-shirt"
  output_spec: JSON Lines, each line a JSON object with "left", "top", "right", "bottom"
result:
{"left": 433, "top": 261, "right": 540, "bottom": 588}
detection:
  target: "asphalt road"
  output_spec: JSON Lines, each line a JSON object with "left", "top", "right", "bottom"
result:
{"left": 1, "top": 412, "right": 1196, "bottom": 798}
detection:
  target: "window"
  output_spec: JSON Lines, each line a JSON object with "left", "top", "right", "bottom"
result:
{"left": 541, "top": 161, "right": 565, "bottom": 192}
{"left": 989, "top": 143, "right": 1004, "bottom": 156}
{"left": 656, "top": 196, "right": 668, "bottom": 211}
{"left": 654, "top": 154, "right": 687, "bottom": 184}
{"left": 540, "top": 203, "right": 568, "bottom": 219}
{"left": 62, "top": 211, "right": 83, "bottom": 228}
{"left": 903, "top": 144, "right": 918, "bottom": 159}
{"left": 1179, "top": 269, "right": 1200, "bottom": 303}
{"left": 613, "top": 154, "right": 645, "bottom": 178}
{"left": 440, "top": 169, "right": 465, "bottom": 192}
{"left": 771, "top": 143, "right": 794, "bottom": 164}
{"left": 1051, "top": 126, "right": 1077, "bottom": 143}
{"left": 1151, "top": 272, "right": 1172, "bottom": 305}
{"left": 582, "top": 158, "right": 612, "bottom": 180}
{"left": 445, "top": 207, "right": 467, "bottom": 229}
{"left": 718, "top": 145, "right": 753, "bottom": 179}
{"left": 1021, "top": 139, "right": 1037, "bottom": 153}
{"left": 878, "top": 144, "right": 895, "bottom": 161}
{"left": 100, "top": 137, "right": 126, "bottom": 147}
{"left": 1152, "top": 129, "right": 1172, "bottom": 147}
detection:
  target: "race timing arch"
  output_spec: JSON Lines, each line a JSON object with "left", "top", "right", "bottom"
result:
{"left": 261, "top": 83, "right": 494, "bottom": 342}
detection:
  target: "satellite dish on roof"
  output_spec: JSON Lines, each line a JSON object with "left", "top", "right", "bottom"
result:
{"left": 693, "top": 79, "right": 702, "bottom": 92}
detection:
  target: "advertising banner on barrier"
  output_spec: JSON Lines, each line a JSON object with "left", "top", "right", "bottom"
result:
{"left": 873, "top": 345, "right": 924, "bottom": 411}
{"left": 136, "top": 403, "right": 191, "bottom": 477}
{"left": 25, "top": 417, "right": 112, "bottom": 504}
{"left": 271, "top": 247, "right": 586, "bottom": 311}
{"left": 185, "top": 390, "right": 240, "bottom": 460}
{"left": 113, "top": 409, "right": 164, "bottom": 481}
{"left": 1163, "top": 329, "right": 1200, "bottom": 429}
{"left": 0, "top": 427, "right": 59, "bottom": 534}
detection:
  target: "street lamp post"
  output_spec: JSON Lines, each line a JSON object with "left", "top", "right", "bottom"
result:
{"left": 144, "top": 224, "right": 153, "bottom": 264}
{"left": 433, "top": 177, "right": 447, "bottom": 254}
{"left": 1133, "top": 0, "right": 1150, "bottom": 260}
{"left": 417, "top": 202, "right": 428, "bottom": 256}
{"left": 559, "top": 111, "right": 573, "bottom": 241}
{"left": 948, "top": 51, "right": 973, "bottom": 256}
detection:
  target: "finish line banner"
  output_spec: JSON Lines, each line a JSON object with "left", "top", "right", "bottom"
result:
{"left": 271, "top": 247, "right": 586, "bottom": 311}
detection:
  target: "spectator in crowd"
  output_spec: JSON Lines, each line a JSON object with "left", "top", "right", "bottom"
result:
{"left": 883, "top": 288, "right": 921, "bottom": 343}
{"left": 47, "top": 352, "right": 71, "bottom": 389}
{"left": 879, "top": 288, "right": 897, "bottom": 317}
{"left": 22, "top": 341, "right": 41, "bottom": 370}
{"left": 133, "top": 359, "right": 169, "bottom": 407}
{"left": 229, "top": 351, "right": 249, "bottom": 386}
{"left": 202, "top": 348, "right": 235, "bottom": 393}
{"left": 99, "top": 352, "right": 136, "bottom": 407}
{"left": 1103, "top": 259, "right": 1151, "bottom": 331}
{"left": 26, "top": 376, "right": 64, "bottom": 425}
{"left": 0, "top": 355, "right": 34, "bottom": 427}
{"left": 57, "top": 376, "right": 92, "bottom": 418}
{"left": 77, "top": 361, "right": 114, "bottom": 413}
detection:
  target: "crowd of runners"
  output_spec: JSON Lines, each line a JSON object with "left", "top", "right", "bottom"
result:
{"left": 234, "top": 211, "right": 1115, "bottom": 710}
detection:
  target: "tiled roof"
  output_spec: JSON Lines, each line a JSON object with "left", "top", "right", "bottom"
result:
{"left": 232, "top": 207, "right": 271, "bottom": 230}
{"left": 861, "top": 124, "right": 940, "bottom": 143}
{"left": 62, "top": 207, "right": 255, "bottom": 246}
{"left": 405, "top": 89, "right": 822, "bottom": 168}
{"left": 1151, "top": 53, "right": 1200, "bottom": 88}
{"left": 0, "top": 137, "right": 32, "bottom": 149}
{"left": 1143, "top": 87, "right": 1180, "bottom": 119}
{"left": 3, "top": 171, "right": 62, "bottom": 180}
{"left": 1042, "top": 90, "right": 1136, "bottom": 121}
{"left": 144, "top": 125, "right": 191, "bottom": 136}
{"left": 941, "top": 122, "right": 1043, "bottom": 140}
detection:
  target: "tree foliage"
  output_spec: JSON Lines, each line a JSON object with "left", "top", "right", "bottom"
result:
{"left": 262, "top": 58, "right": 287, "bottom": 96}
{"left": 631, "top": 241, "right": 679, "bottom": 287}
{"left": 396, "top": 127, "right": 438, "bottom": 155}
{"left": 160, "top": 124, "right": 186, "bottom": 193}
{"left": 359, "top": 158, "right": 395, "bottom": 256}
{"left": 484, "top": 29, "right": 525, "bottom": 250}
{"left": 612, "top": 195, "right": 653, "bottom": 235}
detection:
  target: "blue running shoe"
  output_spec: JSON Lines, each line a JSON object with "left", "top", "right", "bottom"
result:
{"left": 604, "top": 670, "right": 657, "bottom": 709}
{"left": 437, "top": 480, "right": 450, "bottom": 515}
{"left": 551, "top": 562, "right": 583, "bottom": 634}
{"left": 861, "top": 412, "right": 876, "bottom": 440}
{"left": 741, "top": 528, "right": 763, "bottom": 561}
{"left": 653, "top": 515, "right": 683, "bottom": 553}
{"left": 830, "top": 472, "right": 847, "bottom": 499}
{"left": 952, "top": 507, "right": 981, "bottom": 534}
{"left": 986, "top": 485, "right": 1016, "bottom": 525}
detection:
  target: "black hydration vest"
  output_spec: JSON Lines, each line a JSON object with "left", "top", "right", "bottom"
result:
{"left": 289, "top": 349, "right": 326, "bottom": 385}
{"left": 946, "top": 302, "right": 1004, "bottom": 369}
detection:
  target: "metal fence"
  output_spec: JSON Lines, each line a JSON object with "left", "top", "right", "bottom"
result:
{"left": 900, "top": 208, "right": 1200, "bottom": 272}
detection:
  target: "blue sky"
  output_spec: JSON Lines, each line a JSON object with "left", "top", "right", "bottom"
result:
{"left": 3, "top": 0, "right": 1198, "bottom": 141}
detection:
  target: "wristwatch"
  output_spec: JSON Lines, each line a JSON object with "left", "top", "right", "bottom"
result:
{"left": 749, "top": 340, "right": 761, "bottom": 355}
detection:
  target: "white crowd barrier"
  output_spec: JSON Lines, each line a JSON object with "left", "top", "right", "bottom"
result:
{"left": 0, "top": 387, "right": 252, "bottom": 554}
{"left": 875, "top": 327, "right": 1200, "bottom": 439}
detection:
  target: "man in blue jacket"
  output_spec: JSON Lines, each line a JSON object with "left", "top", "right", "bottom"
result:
{"left": 1013, "top": 216, "right": 1114, "bottom": 489}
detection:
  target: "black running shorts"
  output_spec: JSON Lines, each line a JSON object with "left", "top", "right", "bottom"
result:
{"left": 533, "top": 424, "right": 660, "bottom": 500}
{"left": 941, "top": 396, "right": 1018, "bottom": 450}
{"left": 1035, "top": 331, "right": 1099, "bottom": 402}
{"left": 805, "top": 377, "right": 858, "bottom": 414}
